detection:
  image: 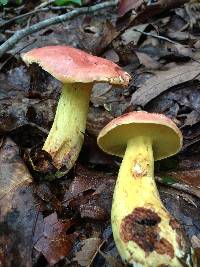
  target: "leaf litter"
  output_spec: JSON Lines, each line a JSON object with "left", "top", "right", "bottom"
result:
{"left": 1, "top": 0, "right": 200, "bottom": 266}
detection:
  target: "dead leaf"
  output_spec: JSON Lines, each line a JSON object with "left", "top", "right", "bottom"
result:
{"left": 63, "top": 165, "right": 116, "bottom": 220}
{"left": 79, "top": 20, "right": 117, "bottom": 55}
{"left": 165, "top": 169, "right": 200, "bottom": 188}
{"left": 159, "top": 185, "right": 200, "bottom": 245}
{"left": 80, "top": 135, "right": 116, "bottom": 167}
{"left": 73, "top": 237, "right": 103, "bottom": 266}
{"left": 0, "top": 138, "right": 32, "bottom": 198}
{"left": 156, "top": 176, "right": 200, "bottom": 199}
{"left": 130, "top": 61, "right": 200, "bottom": 107}
{"left": 34, "top": 212, "right": 76, "bottom": 266}
{"left": 120, "top": 24, "right": 148, "bottom": 45}
{"left": 87, "top": 107, "right": 114, "bottom": 137}
{"left": 99, "top": 251, "right": 124, "bottom": 267}
{"left": 181, "top": 110, "right": 200, "bottom": 127}
{"left": 34, "top": 183, "right": 63, "bottom": 212}
{"left": 135, "top": 51, "right": 162, "bottom": 70}
{"left": 103, "top": 49, "right": 119, "bottom": 63}
{"left": 191, "top": 235, "right": 200, "bottom": 248}
{"left": 0, "top": 138, "right": 42, "bottom": 267}
{"left": 119, "top": 0, "right": 144, "bottom": 17}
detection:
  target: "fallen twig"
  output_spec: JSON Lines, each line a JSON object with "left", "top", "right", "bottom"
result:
{"left": 0, "top": 0, "right": 118, "bottom": 58}
{"left": 35, "top": 0, "right": 56, "bottom": 10}
{"left": 0, "top": 6, "right": 73, "bottom": 29}
{"left": 133, "top": 28, "right": 179, "bottom": 44}
{"left": 0, "top": 9, "right": 49, "bottom": 29}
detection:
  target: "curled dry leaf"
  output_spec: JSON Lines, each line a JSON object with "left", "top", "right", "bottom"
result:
{"left": 73, "top": 237, "right": 103, "bottom": 266}
{"left": 34, "top": 212, "right": 76, "bottom": 266}
{"left": 130, "top": 61, "right": 200, "bottom": 107}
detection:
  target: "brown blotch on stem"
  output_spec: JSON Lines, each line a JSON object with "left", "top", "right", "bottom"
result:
{"left": 120, "top": 208, "right": 174, "bottom": 258}
{"left": 131, "top": 154, "right": 148, "bottom": 178}
{"left": 155, "top": 238, "right": 174, "bottom": 258}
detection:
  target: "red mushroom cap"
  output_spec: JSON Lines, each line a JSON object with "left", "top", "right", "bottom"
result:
{"left": 97, "top": 111, "right": 183, "bottom": 160}
{"left": 22, "top": 46, "right": 131, "bottom": 86}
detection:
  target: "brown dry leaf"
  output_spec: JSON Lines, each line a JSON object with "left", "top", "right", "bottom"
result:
{"left": 34, "top": 212, "right": 76, "bottom": 266}
{"left": 124, "top": 0, "right": 190, "bottom": 31}
{"left": 73, "top": 237, "right": 103, "bottom": 266}
{"left": 103, "top": 49, "right": 119, "bottom": 63}
{"left": 0, "top": 138, "right": 43, "bottom": 267}
{"left": 182, "top": 110, "right": 200, "bottom": 127}
{"left": 135, "top": 51, "right": 162, "bottom": 70}
{"left": 119, "top": 0, "right": 144, "bottom": 17}
{"left": 195, "top": 248, "right": 200, "bottom": 267}
{"left": 191, "top": 235, "right": 200, "bottom": 248}
{"left": 130, "top": 61, "right": 200, "bottom": 107}
{"left": 99, "top": 251, "right": 124, "bottom": 267}
{"left": 87, "top": 107, "right": 114, "bottom": 137}
{"left": 80, "top": 20, "right": 117, "bottom": 55}
{"left": 120, "top": 24, "right": 149, "bottom": 45}
{"left": 156, "top": 176, "right": 200, "bottom": 199}
{"left": 166, "top": 170, "right": 200, "bottom": 188}
{"left": 63, "top": 165, "right": 115, "bottom": 220}
{"left": 0, "top": 138, "right": 32, "bottom": 198}
{"left": 159, "top": 185, "right": 200, "bottom": 246}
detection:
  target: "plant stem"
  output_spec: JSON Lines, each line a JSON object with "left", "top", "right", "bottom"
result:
{"left": 112, "top": 136, "right": 193, "bottom": 266}
{"left": 43, "top": 83, "right": 92, "bottom": 175}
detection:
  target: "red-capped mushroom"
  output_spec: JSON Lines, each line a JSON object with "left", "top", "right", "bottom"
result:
{"left": 22, "top": 46, "right": 130, "bottom": 176}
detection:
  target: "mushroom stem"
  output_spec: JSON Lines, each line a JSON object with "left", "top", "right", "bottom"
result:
{"left": 43, "top": 83, "right": 92, "bottom": 175}
{"left": 112, "top": 136, "right": 192, "bottom": 266}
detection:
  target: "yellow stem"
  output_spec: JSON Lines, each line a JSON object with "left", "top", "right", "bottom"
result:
{"left": 112, "top": 136, "right": 194, "bottom": 266}
{"left": 43, "top": 83, "right": 92, "bottom": 176}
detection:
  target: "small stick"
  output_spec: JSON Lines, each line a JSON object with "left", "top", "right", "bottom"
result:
{"left": 0, "top": 0, "right": 118, "bottom": 58}
{"left": 133, "top": 28, "right": 179, "bottom": 44}
{"left": 0, "top": 6, "right": 74, "bottom": 29}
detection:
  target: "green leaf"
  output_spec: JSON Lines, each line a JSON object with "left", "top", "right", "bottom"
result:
{"left": 161, "top": 176, "right": 178, "bottom": 185}
{"left": 55, "top": 0, "right": 82, "bottom": 6}
{"left": 0, "top": 0, "right": 8, "bottom": 5}
{"left": 15, "top": 0, "right": 23, "bottom": 5}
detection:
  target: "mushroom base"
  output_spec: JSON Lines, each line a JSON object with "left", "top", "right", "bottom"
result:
{"left": 43, "top": 83, "right": 92, "bottom": 177}
{"left": 112, "top": 136, "right": 194, "bottom": 266}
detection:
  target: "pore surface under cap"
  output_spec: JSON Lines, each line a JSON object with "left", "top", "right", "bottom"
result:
{"left": 97, "top": 111, "right": 183, "bottom": 160}
{"left": 22, "top": 46, "right": 131, "bottom": 85}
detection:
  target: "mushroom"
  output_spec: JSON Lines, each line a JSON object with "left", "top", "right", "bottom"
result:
{"left": 97, "top": 111, "right": 195, "bottom": 266}
{"left": 22, "top": 46, "right": 130, "bottom": 176}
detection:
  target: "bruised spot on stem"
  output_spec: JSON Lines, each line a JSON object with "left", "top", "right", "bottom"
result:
{"left": 169, "top": 217, "right": 182, "bottom": 231}
{"left": 120, "top": 208, "right": 174, "bottom": 258}
{"left": 132, "top": 154, "right": 148, "bottom": 178}
{"left": 155, "top": 238, "right": 174, "bottom": 258}
{"left": 120, "top": 208, "right": 161, "bottom": 252}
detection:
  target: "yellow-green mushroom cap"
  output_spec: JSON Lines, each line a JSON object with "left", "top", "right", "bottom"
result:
{"left": 97, "top": 111, "right": 183, "bottom": 161}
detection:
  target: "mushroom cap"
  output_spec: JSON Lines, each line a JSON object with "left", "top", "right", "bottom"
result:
{"left": 97, "top": 111, "right": 183, "bottom": 161}
{"left": 22, "top": 46, "right": 131, "bottom": 86}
